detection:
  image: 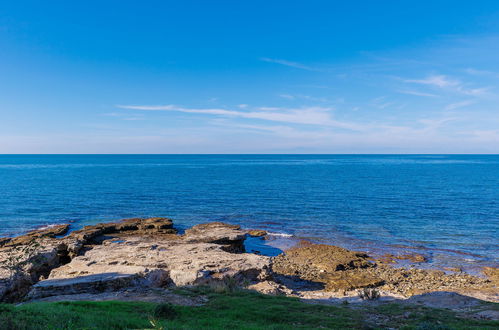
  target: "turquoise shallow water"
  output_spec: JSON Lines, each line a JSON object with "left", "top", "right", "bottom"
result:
{"left": 0, "top": 155, "right": 498, "bottom": 271}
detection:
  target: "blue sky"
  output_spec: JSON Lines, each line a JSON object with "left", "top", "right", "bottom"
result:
{"left": 1, "top": 1, "right": 499, "bottom": 153}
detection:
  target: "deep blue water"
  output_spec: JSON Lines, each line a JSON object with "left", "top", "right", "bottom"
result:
{"left": 0, "top": 155, "right": 498, "bottom": 271}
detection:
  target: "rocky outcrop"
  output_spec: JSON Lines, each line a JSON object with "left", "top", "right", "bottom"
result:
{"left": 272, "top": 243, "right": 382, "bottom": 292}
{"left": 247, "top": 230, "right": 267, "bottom": 237}
{"left": 0, "top": 237, "right": 68, "bottom": 302}
{"left": 271, "top": 243, "right": 497, "bottom": 300}
{"left": 366, "top": 265, "right": 492, "bottom": 297}
{"left": 482, "top": 267, "right": 499, "bottom": 286}
{"left": 0, "top": 225, "right": 70, "bottom": 247}
{"left": 29, "top": 237, "right": 269, "bottom": 300}
{"left": 273, "top": 243, "right": 372, "bottom": 275}
{"left": 183, "top": 222, "right": 246, "bottom": 252}
{"left": 1, "top": 218, "right": 270, "bottom": 302}
{"left": 1, "top": 218, "right": 498, "bottom": 304}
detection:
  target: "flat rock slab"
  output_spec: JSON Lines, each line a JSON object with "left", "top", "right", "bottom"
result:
{"left": 28, "top": 273, "right": 143, "bottom": 300}
{"left": 25, "top": 287, "right": 207, "bottom": 306}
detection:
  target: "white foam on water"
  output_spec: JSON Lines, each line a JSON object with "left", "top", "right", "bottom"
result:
{"left": 36, "top": 224, "right": 60, "bottom": 231}
{"left": 267, "top": 232, "right": 293, "bottom": 238}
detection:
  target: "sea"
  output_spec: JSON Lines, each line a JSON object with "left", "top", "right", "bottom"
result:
{"left": 0, "top": 154, "right": 497, "bottom": 272}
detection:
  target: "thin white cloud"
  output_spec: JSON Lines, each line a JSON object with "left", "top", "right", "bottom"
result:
{"left": 117, "top": 104, "right": 364, "bottom": 131}
{"left": 370, "top": 96, "right": 395, "bottom": 109}
{"left": 418, "top": 117, "right": 457, "bottom": 129}
{"left": 464, "top": 68, "right": 499, "bottom": 77}
{"left": 404, "top": 74, "right": 489, "bottom": 96}
{"left": 459, "top": 87, "right": 489, "bottom": 96}
{"left": 444, "top": 100, "right": 474, "bottom": 110}
{"left": 260, "top": 57, "right": 318, "bottom": 71}
{"left": 397, "top": 90, "right": 438, "bottom": 97}
{"left": 279, "top": 94, "right": 329, "bottom": 102}
{"left": 405, "top": 75, "right": 459, "bottom": 88}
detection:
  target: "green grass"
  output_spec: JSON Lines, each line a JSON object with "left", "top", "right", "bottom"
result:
{"left": 0, "top": 289, "right": 497, "bottom": 329}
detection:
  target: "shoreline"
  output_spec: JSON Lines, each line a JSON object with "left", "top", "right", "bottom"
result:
{"left": 2, "top": 218, "right": 497, "bottom": 277}
{"left": 1, "top": 217, "right": 498, "bottom": 306}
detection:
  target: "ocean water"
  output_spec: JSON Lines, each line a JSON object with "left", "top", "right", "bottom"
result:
{"left": 0, "top": 155, "right": 498, "bottom": 271}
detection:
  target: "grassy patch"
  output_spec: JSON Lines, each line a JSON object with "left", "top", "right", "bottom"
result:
{"left": 0, "top": 289, "right": 497, "bottom": 329}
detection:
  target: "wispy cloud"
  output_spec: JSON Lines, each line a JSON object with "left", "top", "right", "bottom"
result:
{"left": 303, "top": 95, "right": 328, "bottom": 102}
{"left": 279, "top": 94, "right": 295, "bottom": 100}
{"left": 117, "top": 104, "right": 363, "bottom": 130}
{"left": 260, "top": 57, "right": 318, "bottom": 71}
{"left": 418, "top": 117, "right": 457, "bottom": 129}
{"left": 464, "top": 68, "right": 499, "bottom": 77}
{"left": 444, "top": 100, "right": 474, "bottom": 110}
{"left": 279, "top": 94, "right": 329, "bottom": 102}
{"left": 403, "top": 74, "right": 489, "bottom": 96}
{"left": 397, "top": 90, "right": 438, "bottom": 97}
{"left": 369, "top": 96, "right": 395, "bottom": 109}
{"left": 405, "top": 75, "right": 459, "bottom": 88}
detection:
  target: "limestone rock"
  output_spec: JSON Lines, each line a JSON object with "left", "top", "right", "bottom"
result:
{"left": 183, "top": 222, "right": 246, "bottom": 252}
{"left": 1, "top": 224, "right": 70, "bottom": 247}
{"left": 24, "top": 221, "right": 270, "bottom": 300}
{"left": 0, "top": 238, "right": 67, "bottom": 302}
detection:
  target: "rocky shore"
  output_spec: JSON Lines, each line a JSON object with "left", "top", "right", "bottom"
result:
{"left": 1, "top": 218, "right": 498, "bottom": 308}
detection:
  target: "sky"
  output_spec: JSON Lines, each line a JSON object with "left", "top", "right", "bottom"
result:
{"left": 1, "top": 1, "right": 499, "bottom": 153}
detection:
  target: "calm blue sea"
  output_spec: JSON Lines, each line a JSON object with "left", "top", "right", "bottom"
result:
{"left": 0, "top": 155, "right": 498, "bottom": 271}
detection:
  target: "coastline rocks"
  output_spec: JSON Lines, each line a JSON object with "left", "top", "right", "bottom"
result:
{"left": 482, "top": 267, "right": 499, "bottom": 285}
{"left": 272, "top": 243, "right": 377, "bottom": 292}
{"left": 1, "top": 217, "right": 498, "bottom": 305}
{"left": 68, "top": 217, "right": 176, "bottom": 242}
{"left": 183, "top": 222, "right": 246, "bottom": 252}
{"left": 22, "top": 221, "right": 270, "bottom": 301}
{"left": 0, "top": 238, "right": 69, "bottom": 302}
{"left": 270, "top": 242, "right": 496, "bottom": 300}
{"left": 247, "top": 230, "right": 267, "bottom": 237}
{"left": 272, "top": 243, "right": 372, "bottom": 276}
{"left": 359, "top": 264, "right": 496, "bottom": 300}
{"left": 0, "top": 224, "right": 70, "bottom": 248}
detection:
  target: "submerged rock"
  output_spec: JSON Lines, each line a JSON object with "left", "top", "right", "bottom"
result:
{"left": 378, "top": 253, "right": 427, "bottom": 264}
{"left": 247, "top": 230, "right": 267, "bottom": 237}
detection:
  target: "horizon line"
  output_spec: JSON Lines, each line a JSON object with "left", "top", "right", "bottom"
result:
{"left": 0, "top": 153, "right": 498, "bottom": 156}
